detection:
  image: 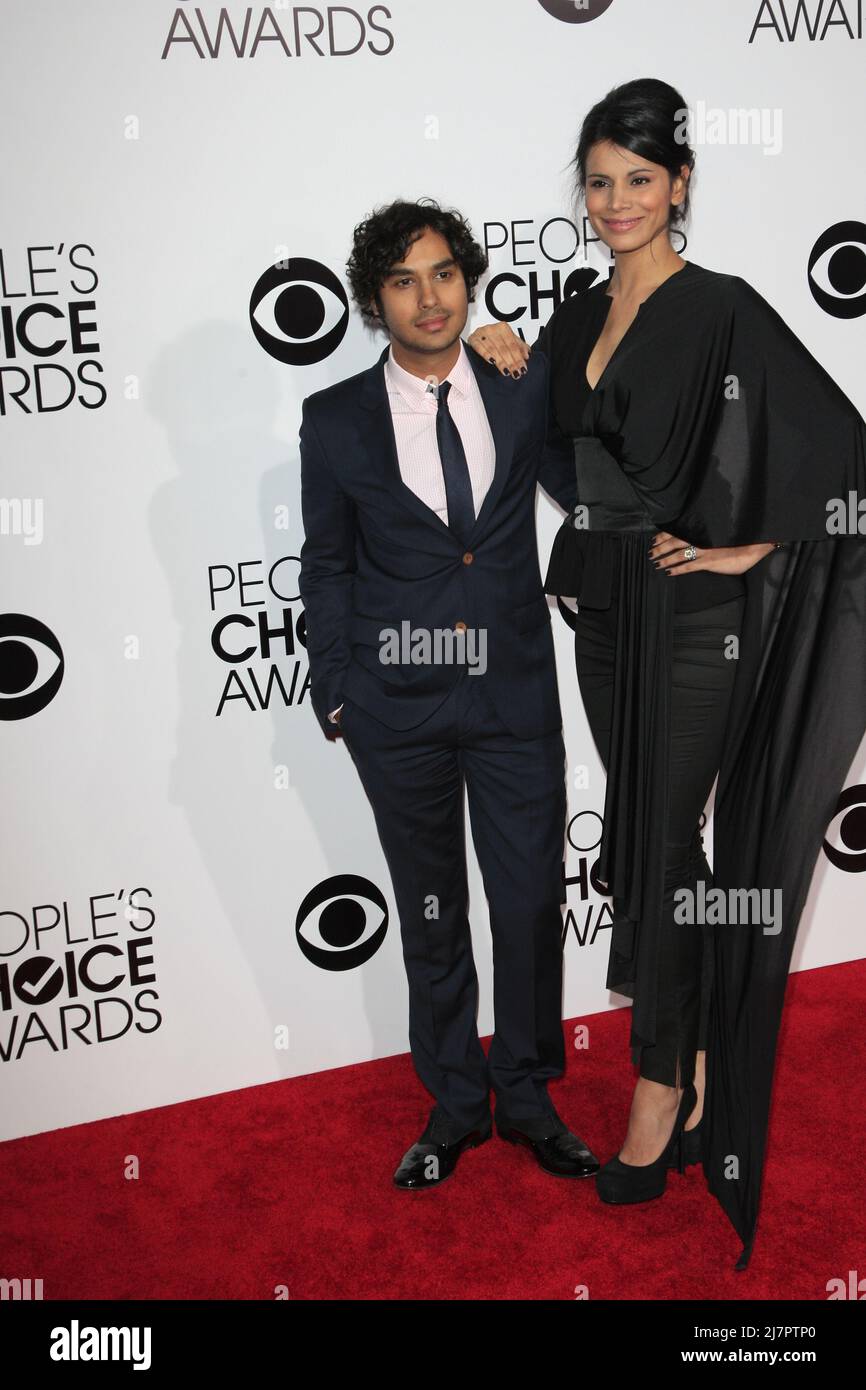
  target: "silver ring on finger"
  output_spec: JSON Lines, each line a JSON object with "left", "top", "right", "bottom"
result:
{"left": 683, "top": 545, "right": 698, "bottom": 561}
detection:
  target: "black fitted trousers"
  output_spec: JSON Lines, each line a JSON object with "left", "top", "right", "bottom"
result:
{"left": 573, "top": 590, "right": 746, "bottom": 1089}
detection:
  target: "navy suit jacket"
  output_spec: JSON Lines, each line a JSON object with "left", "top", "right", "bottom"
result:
{"left": 298, "top": 340, "right": 576, "bottom": 739}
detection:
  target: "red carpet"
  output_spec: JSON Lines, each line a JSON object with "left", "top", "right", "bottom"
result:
{"left": 2, "top": 960, "right": 864, "bottom": 1300}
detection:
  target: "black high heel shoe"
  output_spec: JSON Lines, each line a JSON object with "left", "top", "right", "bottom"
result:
{"left": 595, "top": 1083, "right": 696, "bottom": 1204}
{"left": 669, "top": 1113, "right": 703, "bottom": 1169}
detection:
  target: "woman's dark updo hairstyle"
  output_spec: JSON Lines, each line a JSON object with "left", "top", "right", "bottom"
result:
{"left": 571, "top": 77, "right": 695, "bottom": 235}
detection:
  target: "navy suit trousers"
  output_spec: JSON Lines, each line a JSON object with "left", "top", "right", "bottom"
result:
{"left": 340, "top": 667, "right": 569, "bottom": 1140}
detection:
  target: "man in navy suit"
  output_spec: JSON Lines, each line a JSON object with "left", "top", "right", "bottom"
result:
{"left": 298, "top": 198, "right": 599, "bottom": 1188}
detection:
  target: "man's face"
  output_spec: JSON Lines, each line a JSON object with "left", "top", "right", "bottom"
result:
{"left": 372, "top": 226, "right": 468, "bottom": 355}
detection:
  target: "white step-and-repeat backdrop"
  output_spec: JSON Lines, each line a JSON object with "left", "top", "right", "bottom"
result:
{"left": 4, "top": 0, "right": 865, "bottom": 1141}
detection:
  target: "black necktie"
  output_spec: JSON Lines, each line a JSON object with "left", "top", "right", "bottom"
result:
{"left": 435, "top": 380, "right": 475, "bottom": 542}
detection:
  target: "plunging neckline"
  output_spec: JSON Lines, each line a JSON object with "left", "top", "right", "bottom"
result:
{"left": 584, "top": 260, "right": 692, "bottom": 395}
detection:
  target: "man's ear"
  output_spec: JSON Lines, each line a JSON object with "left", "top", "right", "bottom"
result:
{"left": 368, "top": 296, "right": 390, "bottom": 335}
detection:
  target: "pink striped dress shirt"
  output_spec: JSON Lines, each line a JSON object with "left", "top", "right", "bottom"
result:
{"left": 383, "top": 338, "right": 496, "bottom": 524}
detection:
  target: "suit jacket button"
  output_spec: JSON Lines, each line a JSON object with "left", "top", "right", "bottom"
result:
{"left": 455, "top": 621, "right": 467, "bottom": 632}
{"left": 462, "top": 551, "right": 473, "bottom": 564}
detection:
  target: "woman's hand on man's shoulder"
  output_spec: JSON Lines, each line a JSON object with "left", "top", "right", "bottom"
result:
{"left": 467, "top": 322, "right": 531, "bottom": 378}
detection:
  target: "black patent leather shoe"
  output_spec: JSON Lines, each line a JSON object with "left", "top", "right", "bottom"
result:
{"left": 496, "top": 1122, "right": 600, "bottom": 1178}
{"left": 393, "top": 1112, "right": 492, "bottom": 1190}
{"left": 596, "top": 1082, "right": 696, "bottom": 1204}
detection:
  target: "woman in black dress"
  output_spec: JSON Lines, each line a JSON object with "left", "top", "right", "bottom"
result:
{"left": 468, "top": 78, "right": 866, "bottom": 1268}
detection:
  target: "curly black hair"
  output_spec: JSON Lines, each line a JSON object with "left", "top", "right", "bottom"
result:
{"left": 346, "top": 197, "right": 488, "bottom": 328}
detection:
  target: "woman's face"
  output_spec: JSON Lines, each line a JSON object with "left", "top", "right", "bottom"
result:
{"left": 584, "top": 140, "right": 688, "bottom": 255}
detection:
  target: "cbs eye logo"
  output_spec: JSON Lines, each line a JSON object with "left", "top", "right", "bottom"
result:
{"left": 537, "top": 0, "right": 615, "bottom": 21}
{"left": 0, "top": 615, "right": 65, "bottom": 720}
{"left": 296, "top": 873, "right": 388, "bottom": 970}
{"left": 250, "top": 258, "right": 349, "bottom": 364}
{"left": 823, "top": 785, "right": 866, "bottom": 872}
{"left": 808, "top": 223, "right": 866, "bottom": 319}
